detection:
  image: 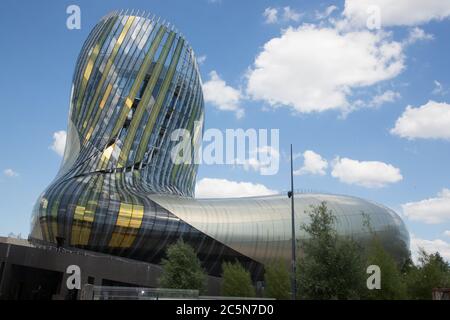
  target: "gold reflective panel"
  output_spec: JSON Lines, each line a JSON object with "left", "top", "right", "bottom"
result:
{"left": 84, "top": 127, "right": 94, "bottom": 142}
{"left": 108, "top": 203, "right": 143, "bottom": 248}
{"left": 116, "top": 203, "right": 133, "bottom": 227}
{"left": 129, "top": 204, "right": 144, "bottom": 228}
{"left": 99, "top": 84, "right": 113, "bottom": 109}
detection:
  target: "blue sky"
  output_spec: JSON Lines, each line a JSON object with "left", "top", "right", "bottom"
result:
{"left": 0, "top": 0, "right": 449, "bottom": 260}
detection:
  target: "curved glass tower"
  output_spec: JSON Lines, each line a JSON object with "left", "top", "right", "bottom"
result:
{"left": 30, "top": 12, "right": 410, "bottom": 277}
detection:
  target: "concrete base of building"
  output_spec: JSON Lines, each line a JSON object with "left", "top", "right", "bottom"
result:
{"left": 0, "top": 237, "right": 222, "bottom": 300}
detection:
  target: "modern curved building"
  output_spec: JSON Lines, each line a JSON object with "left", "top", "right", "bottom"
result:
{"left": 30, "top": 11, "right": 410, "bottom": 278}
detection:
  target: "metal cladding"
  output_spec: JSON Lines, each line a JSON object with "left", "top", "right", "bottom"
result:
{"left": 30, "top": 12, "right": 410, "bottom": 277}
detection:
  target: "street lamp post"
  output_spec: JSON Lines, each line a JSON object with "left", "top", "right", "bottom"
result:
{"left": 288, "top": 144, "right": 297, "bottom": 300}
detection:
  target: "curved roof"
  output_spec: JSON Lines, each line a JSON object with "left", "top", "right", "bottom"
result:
{"left": 149, "top": 193, "right": 410, "bottom": 265}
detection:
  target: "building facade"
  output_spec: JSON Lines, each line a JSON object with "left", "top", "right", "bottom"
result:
{"left": 30, "top": 12, "right": 410, "bottom": 278}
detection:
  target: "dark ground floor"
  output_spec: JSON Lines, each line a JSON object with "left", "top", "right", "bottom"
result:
{"left": 0, "top": 237, "right": 221, "bottom": 300}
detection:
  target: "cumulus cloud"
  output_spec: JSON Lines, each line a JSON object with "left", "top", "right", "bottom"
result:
{"left": 294, "top": 150, "right": 328, "bottom": 176}
{"left": 282, "top": 7, "right": 301, "bottom": 22}
{"left": 315, "top": 5, "right": 338, "bottom": 20}
{"left": 263, "top": 6, "right": 301, "bottom": 24}
{"left": 343, "top": 0, "right": 450, "bottom": 27}
{"left": 50, "top": 130, "right": 67, "bottom": 157}
{"left": 202, "top": 71, "right": 244, "bottom": 119}
{"left": 197, "top": 55, "right": 207, "bottom": 65}
{"left": 391, "top": 101, "right": 450, "bottom": 140}
{"left": 239, "top": 146, "right": 280, "bottom": 176}
{"left": 331, "top": 157, "right": 403, "bottom": 188}
{"left": 246, "top": 25, "right": 404, "bottom": 114}
{"left": 444, "top": 230, "right": 450, "bottom": 238}
{"left": 368, "top": 90, "right": 401, "bottom": 108}
{"left": 432, "top": 80, "right": 448, "bottom": 96}
{"left": 402, "top": 189, "right": 450, "bottom": 224}
{"left": 3, "top": 169, "right": 19, "bottom": 178}
{"left": 410, "top": 234, "right": 450, "bottom": 263}
{"left": 403, "top": 27, "right": 434, "bottom": 45}
{"left": 263, "top": 7, "right": 278, "bottom": 24}
{"left": 195, "top": 178, "right": 277, "bottom": 198}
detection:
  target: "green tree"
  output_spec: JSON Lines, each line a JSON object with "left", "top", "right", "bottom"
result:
{"left": 221, "top": 261, "right": 256, "bottom": 297}
{"left": 361, "top": 213, "right": 407, "bottom": 300}
{"left": 264, "top": 260, "right": 291, "bottom": 300}
{"left": 296, "top": 202, "right": 366, "bottom": 299}
{"left": 405, "top": 249, "right": 450, "bottom": 299}
{"left": 159, "top": 239, "right": 206, "bottom": 293}
{"left": 364, "top": 236, "right": 407, "bottom": 299}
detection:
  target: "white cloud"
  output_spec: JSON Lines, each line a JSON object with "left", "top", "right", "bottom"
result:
{"left": 195, "top": 178, "right": 277, "bottom": 198}
{"left": 263, "top": 6, "right": 301, "bottom": 24}
{"left": 202, "top": 71, "right": 244, "bottom": 119}
{"left": 432, "top": 80, "right": 448, "bottom": 96}
{"left": 50, "top": 130, "right": 67, "bottom": 157}
{"left": 239, "top": 146, "right": 280, "bottom": 175}
{"left": 246, "top": 25, "right": 404, "bottom": 114}
{"left": 263, "top": 7, "right": 278, "bottom": 24}
{"left": 402, "top": 189, "right": 450, "bottom": 224}
{"left": 444, "top": 230, "right": 450, "bottom": 238}
{"left": 282, "top": 7, "right": 301, "bottom": 22}
{"left": 294, "top": 150, "right": 328, "bottom": 176}
{"left": 197, "top": 55, "right": 207, "bottom": 65}
{"left": 391, "top": 101, "right": 450, "bottom": 140}
{"left": 3, "top": 169, "right": 19, "bottom": 178}
{"left": 403, "top": 27, "right": 434, "bottom": 45}
{"left": 410, "top": 234, "right": 450, "bottom": 263}
{"left": 331, "top": 157, "right": 403, "bottom": 188}
{"left": 368, "top": 90, "right": 401, "bottom": 108}
{"left": 343, "top": 0, "right": 450, "bottom": 27}
{"left": 316, "top": 5, "right": 338, "bottom": 20}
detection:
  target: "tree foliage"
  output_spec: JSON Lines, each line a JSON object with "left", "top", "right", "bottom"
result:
{"left": 405, "top": 249, "right": 450, "bottom": 299}
{"left": 159, "top": 239, "right": 206, "bottom": 293}
{"left": 364, "top": 236, "right": 407, "bottom": 299}
{"left": 293, "top": 202, "right": 450, "bottom": 300}
{"left": 264, "top": 260, "right": 291, "bottom": 300}
{"left": 221, "top": 261, "right": 256, "bottom": 297}
{"left": 296, "top": 202, "right": 366, "bottom": 299}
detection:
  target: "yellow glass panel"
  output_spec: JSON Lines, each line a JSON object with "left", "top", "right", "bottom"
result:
{"left": 116, "top": 17, "right": 135, "bottom": 46}
{"left": 108, "top": 232, "right": 122, "bottom": 247}
{"left": 120, "top": 234, "right": 136, "bottom": 248}
{"left": 74, "top": 206, "right": 85, "bottom": 221}
{"left": 83, "top": 211, "right": 95, "bottom": 222}
{"left": 125, "top": 97, "right": 133, "bottom": 109}
{"left": 85, "top": 127, "right": 94, "bottom": 142}
{"left": 83, "top": 58, "right": 95, "bottom": 82}
{"left": 129, "top": 205, "right": 144, "bottom": 228}
{"left": 101, "top": 144, "right": 115, "bottom": 162}
{"left": 99, "top": 84, "right": 113, "bottom": 109}
{"left": 79, "top": 228, "right": 91, "bottom": 246}
{"left": 116, "top": 203, "right": 132, "bottom": 227}
{"left": 71, "top": 225, "right": 81, "bottom": 245}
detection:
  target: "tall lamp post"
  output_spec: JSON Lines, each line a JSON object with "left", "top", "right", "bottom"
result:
{"left": 288, "top": 144, "right": 297, "bottom": 300}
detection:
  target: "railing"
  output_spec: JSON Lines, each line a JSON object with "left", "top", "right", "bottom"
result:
{"left": 81, "top": 285, "right": 199, "bottom": 300}
{"left": 80, "top": 285, "right": 275, "bottom": 300}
